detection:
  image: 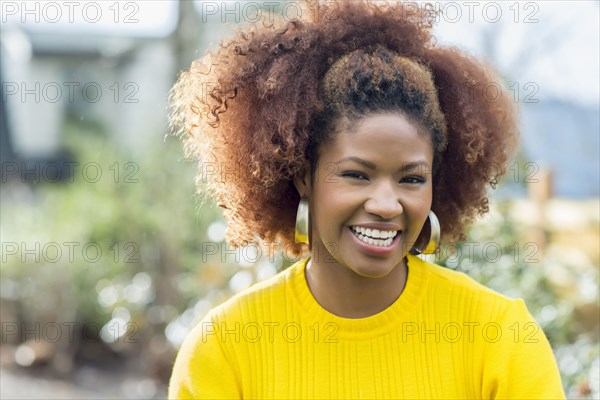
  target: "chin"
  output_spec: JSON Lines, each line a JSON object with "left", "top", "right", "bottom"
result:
{"left": 349, "top": 262, "right": 396, "bottom": 279}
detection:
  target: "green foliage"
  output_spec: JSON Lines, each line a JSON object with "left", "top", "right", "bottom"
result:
{"left": 1, "top": 116, "right": 221, "bottom": 339}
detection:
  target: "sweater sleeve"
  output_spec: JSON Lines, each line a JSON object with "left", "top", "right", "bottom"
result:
{"left": 168, "top": 315, "right": 242, "bottom": 400}
{"left": 481, "top": 298, "right": 566, "bottom": 399}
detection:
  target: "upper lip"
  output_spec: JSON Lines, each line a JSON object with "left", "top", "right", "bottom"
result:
{"left": 349, "top": 223, "right": 402, "bottom": 231}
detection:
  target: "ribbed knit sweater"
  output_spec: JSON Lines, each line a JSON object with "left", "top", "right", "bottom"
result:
{"left": 168, "top": 254, "right": 565, "bottom": 399}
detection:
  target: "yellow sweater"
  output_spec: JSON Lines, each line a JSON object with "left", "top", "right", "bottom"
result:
{"left": 169, "top": 255, "right": 565, "bottom": 399}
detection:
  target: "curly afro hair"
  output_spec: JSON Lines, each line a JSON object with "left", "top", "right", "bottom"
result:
{"left": 169, "top": 0, "right": 518, "bottom": 257}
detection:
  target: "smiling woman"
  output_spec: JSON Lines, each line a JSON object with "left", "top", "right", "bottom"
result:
{"left": 297, "top": 113, "right": 434, "bottom": 318}
{"left": 167, "top": 0, "right": 565, "bottom": 398}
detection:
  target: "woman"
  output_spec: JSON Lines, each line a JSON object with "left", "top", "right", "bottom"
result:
{"left": 168, "top": 1, "right": 565, "bottom": 398}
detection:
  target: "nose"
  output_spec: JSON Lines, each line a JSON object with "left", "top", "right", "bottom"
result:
{"left": 363, "top": 180, "right": 403, "bottom": 219}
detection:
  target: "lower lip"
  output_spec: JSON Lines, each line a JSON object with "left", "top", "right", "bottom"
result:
{"left": 347, "top": 227, "right": 401, "bottom": 256}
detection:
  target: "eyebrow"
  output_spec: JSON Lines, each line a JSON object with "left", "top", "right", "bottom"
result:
{"left": 335, "top": 157, "right": 430, "bottom": 172}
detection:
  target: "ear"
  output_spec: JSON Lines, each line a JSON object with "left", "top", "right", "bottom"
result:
{"left": 293, "top": 160, "right": 312, "bottom": 198}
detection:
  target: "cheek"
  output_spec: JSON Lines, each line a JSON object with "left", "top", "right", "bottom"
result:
{"left": 406, "top": 187, "right": 433, "bottom": 224}
{"left": 311, "top": 184, "right": 356, "bottom": 232}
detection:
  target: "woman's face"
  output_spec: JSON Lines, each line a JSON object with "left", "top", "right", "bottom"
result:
{"left": 301, "top": 112, "right": 434, "bottom": 278}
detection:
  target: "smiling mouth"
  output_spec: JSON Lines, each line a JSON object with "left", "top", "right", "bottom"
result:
{"left": 349, "top": 226, "right": 400, "bottom": 248}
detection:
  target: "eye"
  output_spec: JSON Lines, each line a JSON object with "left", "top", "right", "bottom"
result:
{"left": 341, "top": 171, "right": 369, "bottom": 180}
{"left": 401, "top": 175, "right": 426, "bottom": 184}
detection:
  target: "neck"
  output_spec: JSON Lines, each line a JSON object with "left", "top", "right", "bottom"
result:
{"left": 304, "top": 254, "right": 408, "bottom": 319}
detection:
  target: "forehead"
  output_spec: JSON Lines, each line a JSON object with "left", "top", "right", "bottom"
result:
{"left": 321, "top": 113, "right": 433, "bottom": 162}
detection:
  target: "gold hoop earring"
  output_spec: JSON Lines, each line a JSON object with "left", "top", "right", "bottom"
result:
{"left": 295, "top": 197, "right": 310, "bottom": 244}
{"left": 409, "top": 210, "right": 440, "bottom": 255}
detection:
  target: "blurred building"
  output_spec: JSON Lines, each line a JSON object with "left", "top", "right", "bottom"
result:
{"left": 521, "top": 100, "right": 600, "bottom": 198}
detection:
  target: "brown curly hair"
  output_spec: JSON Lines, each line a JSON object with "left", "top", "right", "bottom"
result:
{"left": 169, "top": 0, "right": 518, "bottom": 257}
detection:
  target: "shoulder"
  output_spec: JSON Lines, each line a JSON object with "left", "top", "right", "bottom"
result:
{"left": 203, "top": 258, "right": 305, "bottom": 323}
{"left": 415, "top": 254, "right": 512, "bottom": 299}
{"left": 410, "top": 255, "right": 530, "bottom": 321}
{"left": 412, "top": 256, "right": 558, "bottom": 367}
{"left": 174, "top": 260, "right": 303, "bottom": 358}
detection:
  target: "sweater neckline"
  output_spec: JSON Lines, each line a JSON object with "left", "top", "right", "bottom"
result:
{"left": 286, "top": 254, "right": 428, "bottom": 339}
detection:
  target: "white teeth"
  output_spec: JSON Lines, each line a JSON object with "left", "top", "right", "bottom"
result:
{"left": 351, "top": 226, "right": 397, "bottom": 240}
{"left": 352, "top": 229, "right": 396, "bottom": 247}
